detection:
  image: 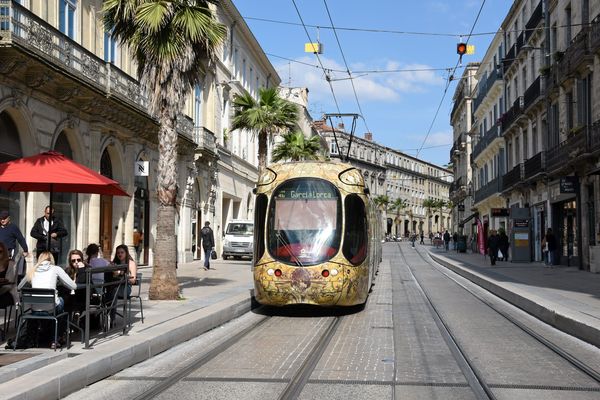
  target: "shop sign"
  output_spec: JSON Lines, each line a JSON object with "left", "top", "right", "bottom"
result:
{"left": 560, "top": 176, "right": 578, "bottom": 194}
{"left": 514, "top": 219, "right": 529, "bottom": 228}
{"left": 135, "top": 161, "right": 149, "bottom": 177}
{"left": 491, "top": 208, "right": 509, "bottom": 217}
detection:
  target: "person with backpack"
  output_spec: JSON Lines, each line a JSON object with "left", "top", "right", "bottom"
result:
{"left": 201, "top": 222, "right": 215, "bottom": 270}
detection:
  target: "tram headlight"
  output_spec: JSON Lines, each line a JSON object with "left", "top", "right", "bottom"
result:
{"left": 330, "top": 269, "right": 338, "bottom": 276}
{"left": 267, "top": 268, "right": 275, "bottom": 276}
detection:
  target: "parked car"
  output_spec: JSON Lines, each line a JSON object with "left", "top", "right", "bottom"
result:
{"left": 222, "top": 220, "right": 254, "bottom": 260}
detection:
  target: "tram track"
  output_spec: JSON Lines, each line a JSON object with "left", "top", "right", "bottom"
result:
{"left": 130, "top": 308, "right": 345, "bottom": 400}
{"left": 396, "top": 242, "right": 600, "bottom": 399}
{"left": 396, "top": 244, "right": 496, "bottom": 400}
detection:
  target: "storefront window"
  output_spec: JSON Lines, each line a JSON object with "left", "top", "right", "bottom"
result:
{"left": 562, "top": 200, "right": 577, "bottom": 257}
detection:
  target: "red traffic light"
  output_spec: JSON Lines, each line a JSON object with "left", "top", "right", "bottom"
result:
{"left": 457, "top": 43, "right": 467, "bottom": 55}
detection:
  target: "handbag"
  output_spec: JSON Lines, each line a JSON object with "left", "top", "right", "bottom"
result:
{"left": 210, "top": 249, "right": 217, "bottom": 260}
{"left": 498, "top": 249, "right": 503, "bottom": 259}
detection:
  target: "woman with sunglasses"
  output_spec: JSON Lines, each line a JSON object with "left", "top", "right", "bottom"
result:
{"left": 62, "top": 249, "right": 88, "bottom": 316}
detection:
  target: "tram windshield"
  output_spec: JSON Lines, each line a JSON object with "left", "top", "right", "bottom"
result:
{"left": 267, "top": 178, "right": 341, "bottom": 266}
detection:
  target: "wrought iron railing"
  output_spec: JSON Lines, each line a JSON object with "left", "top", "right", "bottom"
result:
{"left": 524, "top": 152, "right": 544, "bottom": 179}
{"left": 546, "top": 130, "right": 587, "bottom": 172}
{"left": 473, "top": 67, "right": 502, "bottom": 112}
{"left": 523, "top": 76, "right": 543, "bottom": 110}
{"left": 193, "top": 126, "right": 217, "bottom": 155}
{"left": 591, "top": 14, "right": 600, "bottom": 53}
{"left": 525, "top": 2, "right": 543, "bottom": 42}
{"left": 501, "top": 96, "right": 524, "bottom": 132}
{"left": 474, "top": 176, "right": 502, "bottom": 205}
{"left": 0, "top": 1, "right": 147, "bottom": 111}
{"left": 503, "top": 43, "right": 516, "bottom": 71}
{"left": 502, "top": 163, "right": 523, "bottom": 191}
{"left": 472, "top": 123, "right": 501, "bottom": 161}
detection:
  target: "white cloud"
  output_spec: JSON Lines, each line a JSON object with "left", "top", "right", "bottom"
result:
{"left": 410, "top": 130, "right": 453, "bottom": 147}
{"left": 276, "top": 56, "right": 444, "bottom": 105}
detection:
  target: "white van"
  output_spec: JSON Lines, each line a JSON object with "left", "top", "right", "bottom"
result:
{"left": 222, "top": 219, "right": 254, "bottom": 260}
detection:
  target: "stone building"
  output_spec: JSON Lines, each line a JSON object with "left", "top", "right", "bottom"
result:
{"left": 0, "top": 0, "right": 279, "bottom": 265}
{"left": 451, "top": 0, "right": 600, "bottom": 271}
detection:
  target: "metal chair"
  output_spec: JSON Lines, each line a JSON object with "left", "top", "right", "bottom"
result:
{"left": 1, "top": 305, "right": 13, "bottom": 340}
{"left": 128, "top": 272, "right": 144, "bottom": 324}
{"left": 14, "top": 288, "right": 70, "bottom": 351}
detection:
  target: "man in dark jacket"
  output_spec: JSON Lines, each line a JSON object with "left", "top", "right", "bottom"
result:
{"left": 443, "top": 230, "right": 451, "bottom": 251}
{"left": 498, "top": 229, "right": 509, "bottom": 261}
{"left": 543, "top": 228, "right": 557, "bottom": 266}
{"left": 487, "top": 230, "right": 500, "bottom": 265}
{"left": 30, "top": 206, "right": 68, "bottom": 263}
{"left": 0, "top": 210, "right": 28, "bottom": 259}
{"left": 200, "top": 221, "right": 215, "bottom": 270}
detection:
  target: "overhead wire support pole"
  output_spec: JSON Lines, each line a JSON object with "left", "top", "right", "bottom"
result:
{"left": 324, "top": 113, "right": 360, "bottom": 162}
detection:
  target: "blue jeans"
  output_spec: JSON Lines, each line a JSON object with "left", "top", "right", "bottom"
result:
{"left": 546, "top": 250, "right": 555, "bottom": 266}
{"left": 203, "top": 248, "right": 211, "bottom": 268}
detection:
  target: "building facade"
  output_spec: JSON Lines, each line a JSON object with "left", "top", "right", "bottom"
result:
{"left": 316, "top": 121, "right": 452, "bottom": 237}
{"left": 0, "top": 0, "right": 279, "bottom": 266}
{"left": 452, "top": 0, "right": 600, "bottom": 271}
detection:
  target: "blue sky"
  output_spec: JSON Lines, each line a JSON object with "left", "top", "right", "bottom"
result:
{"left": 233, "top": 0, "right": 513, "bottom": 167}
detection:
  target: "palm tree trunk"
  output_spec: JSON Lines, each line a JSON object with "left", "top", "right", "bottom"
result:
{"left": 258, "top": 131, "right": 268, "bottom": 170}
{"left": 148, "top": 108, "right": 180, "bottom": 300}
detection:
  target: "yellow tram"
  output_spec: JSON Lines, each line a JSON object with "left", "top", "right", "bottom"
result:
{"left": 252, "top": 161, "right": 382, "bottom": 306}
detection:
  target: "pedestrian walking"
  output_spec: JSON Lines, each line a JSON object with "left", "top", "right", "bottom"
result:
{"left": 0, "top": 210, "right": 29, "bottom": 260}
{"left": 498, "top": 229, "right": 509, "bottom": 262}
{"left": 443, "top": 230, "right": 451, "bottom": 251}
{"left": 30, "top": 206, "right": 68, "bottom": 264}
{"left": 452, "top": 232, "right": 458, "bottom": 251}
{"left": 429, "top": 232, "right": 433, "bottom": 245}
{"left": 541, "top": 228, "right": 557, "bottom": 267}
{"left": 487, "top": 230, "right": 500, "bottom": 266}
{"left": 200, "top": 221, "right": 215, "bottom": 270}
{"left": 133, "top": 227, "right": 143, "bottom": 263}
{"left": 419, "top": 232, "right": 424, "bottom": 245}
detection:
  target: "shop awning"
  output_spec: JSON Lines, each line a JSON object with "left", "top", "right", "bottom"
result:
{"left": 459, "top": 212, "right": 478, "bottom": 227}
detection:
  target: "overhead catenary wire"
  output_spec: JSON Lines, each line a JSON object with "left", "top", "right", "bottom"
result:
{"left": 290, "top": 0, "right": 342, "bottom": 115}
{"left": 415, "top": 0, "right": 486, "bottom": 158}
{"left": 322, "top": 0, "right": 370, "bottom": 133}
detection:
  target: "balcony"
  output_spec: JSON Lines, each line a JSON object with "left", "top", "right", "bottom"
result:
{"left": 557, "top": 27, "right": 591, "bottom": 83}
{"left": 523, "top": 76, "right": 544, "bottom": 111}
{"left": 545, "top": 129, "right": 587, "bottom": 172}
{"left": 524, "top": 152, "right": 545, "bottom": 180}
{"left": 474, "top": 176, "right": 502, "bottom": 205}
{"left": 516, "top": 31, "right": 525, "bottom": 54}
{"left": 503, "top": 43, "right": 517, "bottom": 72}
{"left": 472, "top": 123, "right": 501, "bottom": 162}
{"left": 473, "top": 67, "right": 502, "bottom": 112}
{"left": 450, "top": 134, "right": 466, "bottom": 159}
{"left": 591, "top": 14, "right": 600, "bottom": 54}
{"left": 590, "top": 120, "right": 600, "bottom": 152}
{"left": 501, "top": 96, "right": 524, "bottom": 133}
{"left": 194, "top": 127, "right": 217, "bottom": 156}
{"left": 450, "top": 90, "right": 465, "bottom": 121}
{"left": 525, "top": 2, "right": 543, "bottom": 42}
{"left": 502, "top": 163, "right": 523, "bottom": 192}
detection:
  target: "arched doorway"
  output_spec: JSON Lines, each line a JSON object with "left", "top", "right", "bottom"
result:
{"left": 100, "top": 149, "right": 113, "bottom": 259}
{"left": 53, "top": 131, "right": 77, "bottom": 266}
{"left": 0, "top": 112, "right": 22, "bottom": 218}
{"left": 134, "top": 168, "right": 150, "bottom": 265}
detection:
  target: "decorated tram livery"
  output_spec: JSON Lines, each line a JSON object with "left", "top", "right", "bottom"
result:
{"left": 253, "top": 161, "right": 382, "bottom": 306}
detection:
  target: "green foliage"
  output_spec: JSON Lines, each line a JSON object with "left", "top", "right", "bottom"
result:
{"left": 272, "top": 131, "right": 322, "bottom": 162}
{"left": 373, "top": 195, "right": 391, "bottom": 211}
{"left": 231, "top": 87, "right": 299, "bottom": 168}
{"left": 392, "top": 198, "right": 408, "bottom": 214}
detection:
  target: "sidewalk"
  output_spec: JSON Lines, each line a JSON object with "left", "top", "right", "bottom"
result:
{"left": 426, "top": 246, "right": 600, "bottom": 348}
{"left": 0, "top": 257, "right": 254, "bottom": 400}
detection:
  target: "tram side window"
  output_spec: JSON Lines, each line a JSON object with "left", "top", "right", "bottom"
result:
{"left": 343, "top": 194, "right": 368, "bottom": 265}
{"left": 254, "top": 194, "right": 268, "bottom": 261}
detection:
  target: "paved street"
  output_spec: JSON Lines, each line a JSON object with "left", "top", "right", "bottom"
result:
{"left": 62, "top": 243, "right": 600, "bottom": 400}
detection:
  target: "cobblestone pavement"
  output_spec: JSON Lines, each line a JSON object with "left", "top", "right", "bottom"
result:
{"left": 65, "top": 243, "right": 600, "bottom": 400}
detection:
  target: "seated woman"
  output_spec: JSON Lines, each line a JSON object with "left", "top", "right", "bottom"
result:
{"left": 85, "top": 243, "right": 109, "bottom": 286}
{"left": 62, "top": 249, "right": 88, "bottom": 316}
{"left": 17, "top": 251, "right": 76, "bottom": 348}
{"left": 106, "top": 244, "right": 137, "bottom": 326}
{"left": 0, "top": 242, "right": 18, "bottom": 320}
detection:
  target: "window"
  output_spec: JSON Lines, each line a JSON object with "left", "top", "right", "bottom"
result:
{"left": 532, "top": 122, "right": 538, "bottom": 154}
{"left": 343, "top": 194, "right": 368, "bottom": 265}
{"left": 233, "top": 48, "right": 239, "bottom": 77}
{"left": 267, "top": 178, "right": 342, "bottom": 265}
{"left": 566, "top": 91, "right": 574, "bottom": 131}
{"left": 330, "top": 141, "right": 339, "bottom": 154}
{"left": 254, "top": 194, "right": 268, "bottom": 261}
{"left": 565, "top": 5, "right": 572, "bottom": 46}
{"left": 104, "top": 31, "right": 116, "bottom": 63}
{"left": 59, "top": 0, "right": 76, "bottom": 39}
{"left": 194, "top": 83, "right": 203, "bottom": 128}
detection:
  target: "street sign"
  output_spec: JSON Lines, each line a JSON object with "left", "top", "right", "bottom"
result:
{"left": 135, "top": 161, "right": 149, "bottom": 177}
{"left": 560, "top": 176, "right": 578, "bottom": 193}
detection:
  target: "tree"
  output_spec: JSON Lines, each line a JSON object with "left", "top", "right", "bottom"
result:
{"left": 103, "top": 0, "right": 226, "bottom": 300}
{"left": 373, "top": 195, "right": 391, "bottom": 212}
{"left": 433, "top": 199, "right": 447, "bottom": 232}
{"left": 231, "top": 87, "right": 298, "bottom": 170}
{"left": 391, "top": 198, "right": 408, "bottom": 236}
{"left": 272, "top": 131, "right": 322, "bottom": 162}
{"left": 422, "top": 198, "right": 437, "bottom": 233}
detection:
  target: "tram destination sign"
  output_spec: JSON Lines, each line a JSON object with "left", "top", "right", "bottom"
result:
{"left": 560, "top": 176, "right": 578, "bottom": 194}
{"left": 276, "top": 189, "right": 335, "bottom": 199}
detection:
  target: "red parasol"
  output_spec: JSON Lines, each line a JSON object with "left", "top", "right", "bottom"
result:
{"left": 0, "top": 151, "right": 130, "bottom": 250}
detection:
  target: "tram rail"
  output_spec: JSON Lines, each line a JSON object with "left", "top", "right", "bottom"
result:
{"left": 397, "top": 243, "right": 600, "bottom": 399}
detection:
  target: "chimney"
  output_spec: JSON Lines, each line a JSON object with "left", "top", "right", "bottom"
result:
{"left": 364, "top": 132, "right": 373, "bottom": 141}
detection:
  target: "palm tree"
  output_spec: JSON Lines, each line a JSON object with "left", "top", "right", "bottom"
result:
{"left": 373, "top": 195, "right": 391, "bottom": 212}
{"left": 272, "top": 131, "right": 322, "bottom": 162}
{"left": 231, "top": 87, "right": 299, "bottom": 170}
{"left": 391, "top": 198, "right": 408, "bottom": 237}
{"left": 103, "top": 0, "right": 226, "bottom": 300}
{"left": 422, "top": 198, "right": 436, "bottom": 233}
{"left": 433, "top": 199, "right": 447, "bottom": 231}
